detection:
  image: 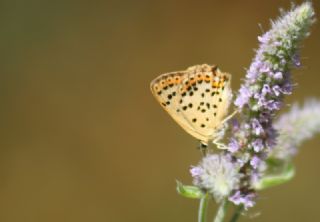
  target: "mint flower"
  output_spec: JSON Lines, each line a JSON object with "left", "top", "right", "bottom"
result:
{"left": 190, "top": 154, "right": 241, "bottom": 202}
{"left": 229, "top": 2, "right": 315, "bottom": 208}
{"left": 271, "top": 100, "right": 320, "bottom": 160}
{"left": 229, "top": 191, "right": 256, "bottom": 210}
{"left": 171, "top": 2, "right": 316, "bottom": 222}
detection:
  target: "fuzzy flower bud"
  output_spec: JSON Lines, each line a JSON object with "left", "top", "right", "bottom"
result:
{"left": 190, "top": 154, "right": 241, "bottom": 202}
{"left": 271, "top": 99, "right": 320, "bottom": 160}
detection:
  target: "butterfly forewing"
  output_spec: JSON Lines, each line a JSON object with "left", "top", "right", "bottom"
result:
{"left": 150, "top": 64, "right": 232, "bottom": 144}
{"left": 150, "top": 71, "right": 198, "bottom": 137}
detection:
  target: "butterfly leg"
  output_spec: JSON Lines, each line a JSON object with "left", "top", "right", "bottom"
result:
{"left": 198, "top": 142, "right": 208, "bottom": 156}
{"left": 211, "top": 110, "right": 238, "bottom": 150}
{"left": 211, "top": 125, "right": 228, "bottom": 149}
{"left": 212, "top": 140, "right": 228, "bottom": 149}
{"left": 221, "top": 109, "right": 239, "bottom": 125}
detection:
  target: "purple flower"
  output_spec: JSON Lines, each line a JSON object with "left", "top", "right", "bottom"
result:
{"left": 265, "top": 100, "right": 282, "bottom": 111}
{"left": 231, "top": 119, "right": 240, "bottom": 132}
{"left": 229, "top": 191, "right": 256, "bottom": 210}
{"left": 228, "top": 138, "right": 240, "bottom": 153}
{"left": 226, "top": 2, "right": 315, "bottom": 209}
{"left": 251, "top": 139, "right": 264, "bottom": 152}
{"left": 250, "top": 156, "right": 261, "bottom": 169}
{"left": 234, "top": 86, "right": 252, "bottom": 108}
{"left": 258, "top": 34, "right": 270, "bottom": 44}
{"left": 190, "top": 166, "right": 203, "bottom": 185}
{"left": 247, "top": 60, "right": 271, "bottom": 80}
{"left": 260, "top": 63, "right": 271, "bottom": 73}
{"left": 251, "top": 119, "right": 264, "bottom": 136}
{"left": 262, "top": 84, "right": 272, "bottom": 96}
{"left": 190, "top": 166, "right": 203, "bottom": 177}
{"left": 272, "top": 85, "right": 282, "bottom": 96}
{"left": 273, "top": 72, "right": 283, "bottom": 80}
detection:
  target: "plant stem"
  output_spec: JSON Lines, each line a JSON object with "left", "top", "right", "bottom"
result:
{"left": 198, "top": 193, "right": 209, "bottom": 222}
{"left": 213, "top": 199, "right": 228, "bottom": 222}
{"left": 229, "top": 205, "right": 243, "bottom": 222}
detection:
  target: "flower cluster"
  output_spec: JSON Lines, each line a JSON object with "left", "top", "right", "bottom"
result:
{"left": 271, "top": 100, "right": 320, "bottom": 160}
{"left": 189, "top": 2, "right": 315, "bottom": 210}
{"left": 190, "top": 154, "right": 241, "bottom": 202}
{"left": 228, "top": 2, "right": 315, "bottom": 208}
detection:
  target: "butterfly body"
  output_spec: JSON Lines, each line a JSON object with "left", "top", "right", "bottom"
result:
{"left": 150, "top": 64, "right": 232, "bottom": 146}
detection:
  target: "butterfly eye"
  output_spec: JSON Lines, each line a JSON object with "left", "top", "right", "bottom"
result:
{"left": 211, "top": 66, "right": 218, "bottom": 72}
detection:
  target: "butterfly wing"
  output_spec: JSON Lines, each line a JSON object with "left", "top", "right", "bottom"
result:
{"left": 150, "top": 64, "right": 232, "bottom": 144}
{"left": 177, "top": 65, "right": 232, "bottom": 143}
{"left": 150, "top": 71, "right": 185, "bottom": 116}
{"left": 150, "top": 70, "right": 208, "bottom": 141}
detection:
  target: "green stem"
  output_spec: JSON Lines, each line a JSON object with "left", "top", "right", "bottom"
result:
{"left": 213, "top": 199, "right": 228, "bottom": 222}
{"left": 198, "top": 193, "right": 209, "bottom": 222}
{"left": 229, "top": 205, "right": 243, "bottom": 222}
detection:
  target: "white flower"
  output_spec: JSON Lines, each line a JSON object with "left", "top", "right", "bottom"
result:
{"left": 190, "top": 154, "right": 240, "bottom": 202}
{"left": 271, "top": 99, "right": 320, "bottom": 159}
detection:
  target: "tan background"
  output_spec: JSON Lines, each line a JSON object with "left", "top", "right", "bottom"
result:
{"left": 0, "top": 0, "right": 319, "bottom": 221}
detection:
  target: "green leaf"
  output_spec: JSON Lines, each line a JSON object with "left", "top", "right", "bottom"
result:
{"left": 254, "top": 161, "right": 295, "bottom": 190}
{"left": 176, "top": 180, "right": 204, "bottom": 199}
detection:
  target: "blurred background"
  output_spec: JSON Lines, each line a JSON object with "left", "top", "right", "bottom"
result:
{"left": 0, "top": 0, "right": 319, "bottom": 221}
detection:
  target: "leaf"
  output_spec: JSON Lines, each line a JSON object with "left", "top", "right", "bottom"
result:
{"left": 176, "top": 180, "right": 204, "bottom": 199}
{"left": 254, "top": 161, "right": 295, "bottom": 190}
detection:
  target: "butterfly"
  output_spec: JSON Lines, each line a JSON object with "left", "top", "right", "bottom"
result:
{"left": 150, "top": 64, "right": 233, "bottom": 148}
